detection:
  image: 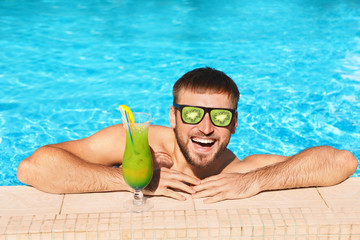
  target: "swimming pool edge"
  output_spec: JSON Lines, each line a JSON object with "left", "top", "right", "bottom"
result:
{"left": 1, "top": 178, "right": 359, "bottom": 239}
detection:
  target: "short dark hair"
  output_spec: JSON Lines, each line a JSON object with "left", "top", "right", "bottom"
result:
{"left": 173, "top": 67, "right": 240, "bottom": 108}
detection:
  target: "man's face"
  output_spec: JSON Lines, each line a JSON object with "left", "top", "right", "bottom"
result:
{"left": 170, "top": 90, "right": 237, "bottom": 168}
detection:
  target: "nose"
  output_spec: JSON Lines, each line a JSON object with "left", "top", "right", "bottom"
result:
{"left": 197, "top": 113, "right": 214, "bottom": 135}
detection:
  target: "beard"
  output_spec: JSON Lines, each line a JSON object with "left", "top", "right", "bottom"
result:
{"left": 174, "top": 127, "right": 229, "bottom": 169}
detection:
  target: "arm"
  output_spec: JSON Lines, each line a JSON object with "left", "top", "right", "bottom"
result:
{"left": 249, "top": 146, "right": 358, "bottom": 190}
{"left": 193, "top": 146, "right": 358, "bottom": 203}
{"left": 17, "top": 125, "right": 130, "bottom": 193}
{"left": 17, "top": 124, "right": 200, "bottom": 199}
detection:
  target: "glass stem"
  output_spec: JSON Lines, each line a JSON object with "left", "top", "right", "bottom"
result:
{"left": 133, "top": 189, "right": 144, "bottom": 206}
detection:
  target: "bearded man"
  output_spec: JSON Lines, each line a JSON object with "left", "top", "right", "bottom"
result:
{"left": 17, "top": 67, "right": 358, "bottom": 203}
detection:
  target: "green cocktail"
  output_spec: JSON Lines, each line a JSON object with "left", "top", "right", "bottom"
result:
{"left": 122, "top": 121, "right": 153, "bottom": 189}
{"left": 122, "top": 112, "right": 153, "bottom": 212}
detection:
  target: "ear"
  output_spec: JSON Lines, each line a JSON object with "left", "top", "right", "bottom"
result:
{"left": 231, "top": 112, "right": 238, "bottom": 134}
{"left": 169, "top": 106, "right": 176, "bottom": 129}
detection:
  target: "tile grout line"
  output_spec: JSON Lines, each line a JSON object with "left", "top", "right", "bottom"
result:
{"left": 226, "top": 209, "right": 232, "bottom": 240}
{"left": 3, "top": 216, "right": 11, "bottom": 238}
{"left": 299, "top": 208, "right": 309, "bottom": 238}
{"left": 315, "top": 188, "right": 330, "bottom": 208}
{"left": 193, "top": 208, "right": 199, "bottom": 240}
{"left": 58, "top": 193, "right": 65, "bottom": 215}
{"left": 256, "top": 208, "right": 264, "bottom": 239}
{"left": 190, "top": 198, "right": 197, "bottom": 240}
{"left": 216, "top": 209, "right": 221, "bottom": 239}
{"left": 269, "top": 208, "right": 276, "bottom": 239}
{"left": 206, "top": 209, "right": 211, "bottom": 239}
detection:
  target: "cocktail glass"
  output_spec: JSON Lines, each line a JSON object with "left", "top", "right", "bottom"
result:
{"left": 122, "top": 112, "right": 153, "bottom": 212}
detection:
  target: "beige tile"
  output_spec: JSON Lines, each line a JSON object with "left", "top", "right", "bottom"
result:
{"left": 61, "top": 191, "right": 130, "bottom": 214}
{"left": 75, "top": 232, "right": 87, "bottom": 239}
{"left": 1, "top": 179, "right": 360, "bottom": 238}
{"left": 317, "top": 178, "right": 360, "bottom": 208}
{"left": 193, "top": 187, "right": 326, "bottom": 210}
{"left": 3, "top": 234, "right": 16, "bottom": 240}
{"left": 62, "top": 191, "right": 194, "bottom": 214}
{"left": 149, "top": 194, "right": 195, "bottom": 212}
{"left": 0, "top": 216, "right": 10, "bottom": 235}
{"left": 0, "top": 186, "right": 63, "bottom": 216}
{"left": 29, "top": 233, "right": 42, "bottom": 240}
{"left": 165, "top": 229, "right": 176, "bottom": 239}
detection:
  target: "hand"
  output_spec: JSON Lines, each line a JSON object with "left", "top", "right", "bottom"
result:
{"left": 192, "top": 172, "right": 261, "bottom": 203}
{"left": 145, "top": 150, "right": 200, "bottom": 200}
{"left": 144, "top": 167, "right": 200, "bottom": 201}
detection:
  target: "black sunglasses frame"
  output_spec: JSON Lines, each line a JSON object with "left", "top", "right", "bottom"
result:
{"left": 173, "top": 103, "right": 237, "bottom": 127}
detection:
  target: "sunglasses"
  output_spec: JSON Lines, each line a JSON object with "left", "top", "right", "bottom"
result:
{"left": 173, "top": 104, "right": 236, "bottom": 127}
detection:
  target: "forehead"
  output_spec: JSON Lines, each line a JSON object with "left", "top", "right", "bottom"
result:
{"left": 177, "top": 89, "right": 234, "bottom": 109}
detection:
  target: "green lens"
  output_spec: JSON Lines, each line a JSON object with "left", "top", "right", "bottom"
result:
{"left": 182, "top": 107, "right": 204, "bottom": 124}
{"left": 210, "top": 109, "right": 232, "bottom": 126}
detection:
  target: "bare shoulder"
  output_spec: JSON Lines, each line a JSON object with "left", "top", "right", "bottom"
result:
{"left": 149, "top": 125, "right": 173, "bottom": 140}
{"left": 223, "top": 153, "right": 288, "bottom": 173}
{"left": 53, "top": 124, "right": 125, "bottom": 166}
{"left": 148, "top": 125, "right": 174, "bottom": 152}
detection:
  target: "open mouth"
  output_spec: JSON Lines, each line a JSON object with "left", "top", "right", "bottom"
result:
{"left": 191, "top": 137, "right": 216, "bottom": 148}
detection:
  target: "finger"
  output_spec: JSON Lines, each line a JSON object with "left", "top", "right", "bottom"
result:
{"left": 192, "top": 179, "right": 218, "bottom": 192}
{"left": 163, "top": 168, "right": 201, "bottom": 186}
{"left": 143, "top": 188, "right": 187, "bottom": 201}
{"left": 165, "top": 179, "right": 196, "bottom": 194}
{"left": 154, "top": 170, "right": 197, "bottom": 194}
{"left": 163, "top": 189, "right": 187, "bottom": 201}
{"left": 203, "top": 194, "right": 225, "bottom": 204}
{"left": 192, "top": 183, "right": 228, "bottom": 203}
{"left": 146, "top": 170, "right": 198, "bottom": 195}
{"left": 192, "top": 185, "right": 220, "bottom": 199}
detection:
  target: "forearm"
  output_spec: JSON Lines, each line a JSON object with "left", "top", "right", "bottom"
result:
{"left": 250, "top": 146, "right": 358, "bottom": 192}
{"left": 17, "top": 145, "right": 130, "bottom": 194}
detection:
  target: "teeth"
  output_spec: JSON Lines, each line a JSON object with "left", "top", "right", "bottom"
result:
{"left": 192, "top": 138, "right": 215, "bottom": 144}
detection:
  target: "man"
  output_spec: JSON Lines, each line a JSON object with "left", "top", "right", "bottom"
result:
{"left": 17, "top": 67, "right": 358, "bottom": 203}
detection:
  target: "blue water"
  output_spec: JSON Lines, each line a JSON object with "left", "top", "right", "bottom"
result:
{"left": 1, "top": 0, "right": 359, "bottom": 186}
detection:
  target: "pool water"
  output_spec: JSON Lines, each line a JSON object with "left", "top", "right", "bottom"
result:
{"left": 0, "top": 0, "right": 359, "bottom": 186}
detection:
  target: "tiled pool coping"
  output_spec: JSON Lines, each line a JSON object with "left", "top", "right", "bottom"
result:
{"left": 1, "top": 178, "right": 359, "bottom": 239}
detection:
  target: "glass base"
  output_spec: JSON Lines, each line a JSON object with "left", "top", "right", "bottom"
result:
{"left": 123, "top": 198, "right": 153, "bottom": 213}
